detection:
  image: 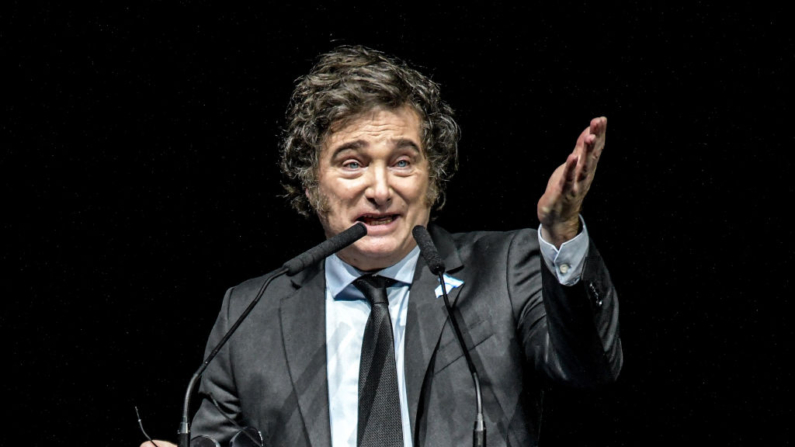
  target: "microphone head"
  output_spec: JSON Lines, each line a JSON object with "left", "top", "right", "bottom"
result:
{"left": 283, "top": 222, "right": 367, "bottom": 275}
{"left": 340, "top": 221, "right": 368, "bottom": 242}
{"left": 412, "top": 225, "right": 446, "bottom": 275}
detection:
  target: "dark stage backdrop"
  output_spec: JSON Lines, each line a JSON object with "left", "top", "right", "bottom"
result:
{"left": 4, "top": 3, "right": 793, "bottom": 446}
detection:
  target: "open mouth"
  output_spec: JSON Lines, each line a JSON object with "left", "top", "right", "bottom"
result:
{"left": 357, "top": 214, "right": 399, "bottom": 226}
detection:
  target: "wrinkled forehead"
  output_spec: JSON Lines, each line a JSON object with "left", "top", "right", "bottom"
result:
{"left": 321, "top": 105, "right": 425, "bottom": 154}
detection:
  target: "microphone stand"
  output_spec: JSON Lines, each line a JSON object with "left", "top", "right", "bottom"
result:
{"left": 437, "top": 273, "right": 486, "bottom": 447}
{"left": 177, "top": 267, "right": 288, "bottom": 447}
{"left": 413, "top": 224, "right": 486, "bottom": 447}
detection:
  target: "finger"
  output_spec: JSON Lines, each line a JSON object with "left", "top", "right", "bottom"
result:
{"left": 590, "top": 116, "right": 606, "bottom": 136}
{"left": 141, "top": 441, "right": 171, "bottom": 447}
{"left": 578, "top": 117, "right": 607, "bottom": 179}
{"left": 590, "top": 116, "right": 607, "bottom": 159}
{"left": 577, "top": 134, "right": 597, "bottom": 180}
{"left": 570, "top": 125, "right": 589, "bottom": 172}
{"left": 559, "top": 153, "right": 578, "bottom": 193}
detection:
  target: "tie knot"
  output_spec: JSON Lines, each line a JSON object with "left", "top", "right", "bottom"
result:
{"left": 352, "top": 275, "right": 395, "bottom": 306}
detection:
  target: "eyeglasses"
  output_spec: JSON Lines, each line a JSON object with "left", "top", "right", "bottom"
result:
{"left": 189, "top": 426, "right": 263, "bottom": 447}
{"left": 136, "top": 393, "right": 263, "bottom": 447}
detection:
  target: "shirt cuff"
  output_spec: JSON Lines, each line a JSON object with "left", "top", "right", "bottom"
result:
{"left": 538, "top": 215, "right": 590, "bottom": 286}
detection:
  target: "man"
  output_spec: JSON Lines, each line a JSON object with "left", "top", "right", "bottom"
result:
{"left": 144, "top": 45, "right": 621, "bottom": 447}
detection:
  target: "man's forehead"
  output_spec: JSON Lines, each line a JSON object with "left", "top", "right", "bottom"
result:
{"left": 322, "top": 106, "right": 423, "bottom": 152}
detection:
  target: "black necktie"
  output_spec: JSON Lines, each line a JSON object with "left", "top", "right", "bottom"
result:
{"left": 352, "top": 275, "right": 404, "bottom": 447}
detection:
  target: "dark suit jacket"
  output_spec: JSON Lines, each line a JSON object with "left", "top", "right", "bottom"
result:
{"left": 192, "top": 225, "right": 622, "bottom": 446}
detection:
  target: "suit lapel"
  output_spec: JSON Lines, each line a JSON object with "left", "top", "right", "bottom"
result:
{"left": 405, "top": 224, "right": 464, "bottom": 433}
{"left": 280, "top": 262, "right": 331, "bottom": 447}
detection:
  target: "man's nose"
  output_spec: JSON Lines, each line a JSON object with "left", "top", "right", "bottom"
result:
{"left": 365, "top": 164, "right": 391, "bottom": 206}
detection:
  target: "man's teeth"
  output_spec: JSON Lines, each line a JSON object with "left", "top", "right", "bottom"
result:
{"left": 361, "top": 215, "right": 395, "bottom": 225}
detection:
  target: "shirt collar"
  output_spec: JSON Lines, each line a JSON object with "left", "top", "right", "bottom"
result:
{"left": 325, "top": 246, "right": 421, "bottom": 299}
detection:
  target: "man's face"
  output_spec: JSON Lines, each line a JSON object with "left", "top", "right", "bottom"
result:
{"left": 310, "top": 106, "right": 432, "bottom": 271}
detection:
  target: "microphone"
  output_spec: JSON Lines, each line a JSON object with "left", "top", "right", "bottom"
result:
{"left": 283, "top": 222, "right": 367, "bottom": 275}
{"left": 412, "top": 225, "right": 486, "bottom": 447}
{"left": 412, "top": 225, "right": 445, "bottom": 275}
{"left": 178, "top": 223, "right": 367, "bottom": 447}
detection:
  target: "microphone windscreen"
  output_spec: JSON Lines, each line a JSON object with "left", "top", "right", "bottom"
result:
{"left": 283, "top": 223, "right": 367, "bottom": 275}
{"left": 412, "top": 225, "right": 446, "bottom": 275}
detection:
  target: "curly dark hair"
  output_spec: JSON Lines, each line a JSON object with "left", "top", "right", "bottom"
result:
{"left": 280, "top": 45, "right": 460, "bottom": 217}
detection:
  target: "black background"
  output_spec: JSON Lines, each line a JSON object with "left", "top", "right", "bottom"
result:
{"left": 4, "top": 2, "right": 793, "bottom": 446}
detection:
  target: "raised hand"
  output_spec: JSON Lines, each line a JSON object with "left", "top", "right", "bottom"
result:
{"left": 537, "top": 117, "right": 607, "bottom": 248}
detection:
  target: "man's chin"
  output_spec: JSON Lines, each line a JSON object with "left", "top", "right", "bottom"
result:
{"left": 338, "top": 242, "right": 408, "bottom": 271}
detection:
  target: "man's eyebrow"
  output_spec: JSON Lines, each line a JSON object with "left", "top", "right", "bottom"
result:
{"left": 329, "top": 138, "right": 422, "bottom": 159}
{"left": 329, "top": 140, "right": 366, "bottom": 159}
{"left": 392, "top": 138, "right": 422, "bottom": 153}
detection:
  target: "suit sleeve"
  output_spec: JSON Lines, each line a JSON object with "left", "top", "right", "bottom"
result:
{"left": 509, "top": 230, "right": 623, "bottom": 387}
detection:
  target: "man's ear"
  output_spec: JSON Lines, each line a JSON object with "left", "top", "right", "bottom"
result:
{"left": 305, "top": 187, "right": 317, "bottom": 212}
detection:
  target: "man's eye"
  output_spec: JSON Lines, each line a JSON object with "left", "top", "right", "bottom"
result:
{"left": 343, "top": 161, "right": 361, "bottom": 169}
{"left": 395, "top": 160, "right": 410, "bottom": 168}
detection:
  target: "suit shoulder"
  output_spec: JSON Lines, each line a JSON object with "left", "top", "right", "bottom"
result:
{"left": 448, "top": 227, "right": 540, "bottom": 252}
{"left": 224, "top": 267, "right": 297, "bottom": 309}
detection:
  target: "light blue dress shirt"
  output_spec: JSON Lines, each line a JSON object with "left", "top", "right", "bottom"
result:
{"left": 324, "top": 221, "right": 590, "bottom": 447}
